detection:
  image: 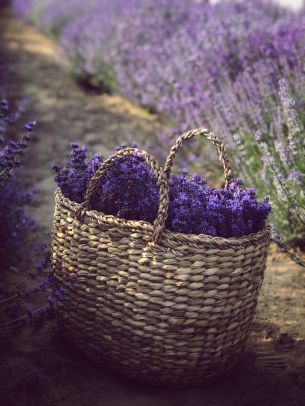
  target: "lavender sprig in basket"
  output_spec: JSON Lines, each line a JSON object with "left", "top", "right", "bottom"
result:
{"left": 51, "top": 128, "right": 271, "bottom": 387}
{"left": 53, "top": 144, "right": 271, "bottom": 239}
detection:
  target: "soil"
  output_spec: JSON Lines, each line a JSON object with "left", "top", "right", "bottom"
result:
{"left": 0, "top": 9, "right": 305, "bottom": 406}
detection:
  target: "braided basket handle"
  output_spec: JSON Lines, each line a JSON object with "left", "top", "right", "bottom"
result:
{"left": 75, "top": 148, "right": 169, "bottom": 244}
{"left": 75, "top": 129, "right": 233, "bottom": 244}
{"left": 164, "top": 128, "right": 234, "bottom": 188}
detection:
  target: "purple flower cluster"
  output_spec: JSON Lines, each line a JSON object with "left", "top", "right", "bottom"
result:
{"left": 0, "top": 132, "right": 31, "bottom": 184}
{"left": 53, "top": 143, "right": 159, "bottom": 222}
{"left": 190, "top": 27, "right": 305, "bottom": 245}
{"left": 0, "top": 96, "right": 60, "bottom": 330}
{"left": 0, "top": 98, "right": 35, "bottom": 184}
{"left": 167, "top": 176, "right": 270, "bottom": 237}
{"left": 112, "top": 0, "right": 285, "bottom": 110}
{"left": 0, "top": 98, "right": 36, "bottom": 267}
{"left": 54, "top": 143, "right": 271, "bottom": 238}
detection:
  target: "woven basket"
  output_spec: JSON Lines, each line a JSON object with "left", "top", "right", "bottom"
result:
{"left": 51, "top": 128, "right": 270, "bottom": 387}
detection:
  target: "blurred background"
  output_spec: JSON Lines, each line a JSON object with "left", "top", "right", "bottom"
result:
{"left": 212, "top": 0, "right": 304, "bottom": 8}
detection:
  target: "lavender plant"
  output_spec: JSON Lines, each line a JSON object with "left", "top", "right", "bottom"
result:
{"left": 188, "top": 17, "right": 305, "bottom": 248}
{"left": 0, "top": 98, "right": 36, "bottom": 267}
{"left": 13, "top": 0, "right": 287, "bottom": 103}
{"left": 59, "top": 0, "right": 283, "bottom": 107}
{"left": 53, "top": 143, "right": 271, "bottom": 238}
{"left": 59, "top": 0, "right": 142, "bottom": 90}
{"left": 230, "top": 79, "right": 305, "bottom": 247}
{"left": 0, "top": 98, "right": 61, "bottom": 331}
{"left": 60, "top": 0, "right": 210, "bottom": 98}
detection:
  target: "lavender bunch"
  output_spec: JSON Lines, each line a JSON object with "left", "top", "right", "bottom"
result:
{"left": 53, "top": 143, "right": 271, "bottom": 238}
{"left": 167, "top": 176, "right": 271, "bottom": 237}
{"left": 53, "top": 143, "right": 160, "bottom": 222}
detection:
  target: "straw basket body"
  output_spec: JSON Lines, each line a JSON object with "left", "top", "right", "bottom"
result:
{"left": 51, "top": 129, "right": 270, "bottom": 387}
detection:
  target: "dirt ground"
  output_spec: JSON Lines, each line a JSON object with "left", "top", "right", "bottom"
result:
{"left": 0, "top": 9, "right": 305, "bottom": 406}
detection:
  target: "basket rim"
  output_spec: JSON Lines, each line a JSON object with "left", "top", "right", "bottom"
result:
{"left": 55, "top": 188, "right": 270, "bottom": 249}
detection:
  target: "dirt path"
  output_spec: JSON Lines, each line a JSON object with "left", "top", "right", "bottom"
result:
{"left": 0, "top": 9, "right": 305, "bottom": 406}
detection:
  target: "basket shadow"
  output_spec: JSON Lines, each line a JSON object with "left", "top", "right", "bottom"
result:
{"left": 45, "top": 331, "right": 305, "bottom": 406}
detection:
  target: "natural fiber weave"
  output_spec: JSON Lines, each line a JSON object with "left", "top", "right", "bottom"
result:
{"left": 51, "top": 128, "right": 270, "bottom": 387}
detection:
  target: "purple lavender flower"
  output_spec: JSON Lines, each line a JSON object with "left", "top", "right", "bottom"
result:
{"left": 23, "top": 121, "right": 36, "bottom": 132}
{"left": 0, "top": 99, "right": 9, "bottom": 113}
{"left": 54, "top": 144, "right": 271, "bottom": 238}
{"left": 0, "top": 96, "right": 36, "bottom": 267}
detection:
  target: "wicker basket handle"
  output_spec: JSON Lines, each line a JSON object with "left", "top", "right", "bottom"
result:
{"left": 75, "top": 148, "right": 169, "bottom": 244}
{"left": 164, "top": 128, "right": 234, "bottom": 188}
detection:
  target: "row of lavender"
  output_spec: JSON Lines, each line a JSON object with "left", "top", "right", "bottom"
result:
{"left": 0, "top": 98, "right": 35, "bottom": 267}
{"left": 0, "top": 95, "right": 53, "bottom": 330}
{"left": 12, "top": 0, "right": 305, "bottom": 250}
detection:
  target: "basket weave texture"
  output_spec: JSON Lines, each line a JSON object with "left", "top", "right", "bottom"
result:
{"left": 51, "top": 129, "right": 270, "bottom": 387}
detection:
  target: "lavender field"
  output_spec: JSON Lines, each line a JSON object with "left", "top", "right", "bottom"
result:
{"left": 0, "top": 1, "right": 305, "bottom": 405}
